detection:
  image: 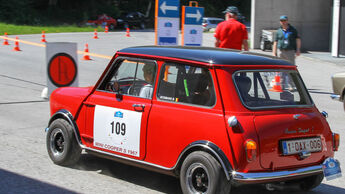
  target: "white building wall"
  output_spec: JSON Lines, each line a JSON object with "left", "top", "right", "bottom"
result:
{"left": 251, "top": 0, "right": 332, "bottom": 51}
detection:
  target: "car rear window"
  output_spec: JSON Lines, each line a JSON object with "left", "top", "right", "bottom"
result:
{"left": 234, "top": 70, "right": 313, "bottom": 109}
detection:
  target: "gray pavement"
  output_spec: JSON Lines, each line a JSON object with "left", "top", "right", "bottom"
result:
{"left": 301, "top": 52, "right": 345, "bottom": 67}
{"left": 0, "top": 31, "right": 345, "bottom": 194}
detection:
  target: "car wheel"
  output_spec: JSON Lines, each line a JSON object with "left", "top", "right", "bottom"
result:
{"left": 180, "top": 151, "right": 231, "bottom": 194}
{"left": 299, "top": 174, "right": 324, "bottom": 191}
{"left": 46, "top": 118, "right": 81, "bottom": 166}
{"left": 140, "top": 22, "right": 146, "bottom": 29}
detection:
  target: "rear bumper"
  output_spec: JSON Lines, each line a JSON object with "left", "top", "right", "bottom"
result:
{"left": 232, "top": 165, "right": 323, "bottom": 184}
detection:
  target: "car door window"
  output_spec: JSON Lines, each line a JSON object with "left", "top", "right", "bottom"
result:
{"left": 157, "top": 63, "right": 215, "bottom": 106}
{"left": 99, "top": 59, "right": 157, "bottom": 99}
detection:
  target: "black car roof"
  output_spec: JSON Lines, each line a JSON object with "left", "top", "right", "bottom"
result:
{"left": 118, "top": 46, "right": 294, "bottom": 66}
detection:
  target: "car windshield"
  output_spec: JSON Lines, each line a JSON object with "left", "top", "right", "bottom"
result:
{"left": 234, "top": 70, "right": 313, "bottom": 109}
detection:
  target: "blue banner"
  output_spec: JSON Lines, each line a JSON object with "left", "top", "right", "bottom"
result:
{"left": 158, "top": 0, "right": 180, "bottom": 18}
{"left": 184, "top": 7, "right": 204, "bottom": 25}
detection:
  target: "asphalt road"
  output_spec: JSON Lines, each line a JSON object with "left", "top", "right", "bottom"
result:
{"left": 0, "top": 31, "right": 345, "bottom": 194}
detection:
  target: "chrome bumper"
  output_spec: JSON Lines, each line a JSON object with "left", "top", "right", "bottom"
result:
{"left": 232, "top": 165, "right": 323, "bottom": 184}
{"left": 330, "top": 94, "right": 341, "bottom": 101}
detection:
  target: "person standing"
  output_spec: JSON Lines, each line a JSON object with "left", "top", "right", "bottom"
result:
{"left": 214, "top": 6, "right": 249, "bottom": 51}
{"left": 272, "top": 15, "right": 301, "bottom": 65}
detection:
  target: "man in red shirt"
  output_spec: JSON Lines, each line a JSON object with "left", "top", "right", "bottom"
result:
{"left": 214, "top": 6, "right": 248, "bottom": 51}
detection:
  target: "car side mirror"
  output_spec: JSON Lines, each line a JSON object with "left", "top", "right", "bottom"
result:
{"left": 321, "top": 111, "right": 328, "bottom": 118}
{"left": 112, "top": 81, "right": 120, "bottom": 93}
{"left": 107, "top": 81, "right": 123, "bottom": 99}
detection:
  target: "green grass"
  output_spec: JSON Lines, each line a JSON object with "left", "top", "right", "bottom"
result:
{"left": 0, "top": 23, "right": 104, "bottom": 35}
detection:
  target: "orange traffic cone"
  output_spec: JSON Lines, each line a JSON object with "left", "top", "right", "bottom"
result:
{"left": 82, "top": 43, "right": 91, "bottom": 60}
{"left": 13, "top": 36, "right": 21, "bottom": 51}
{"left": 41, "top": 31, "right": 47, "bottom": 42}
{"left": 126, "top": 28, "right": 130, "bottom": 37}
{"left": 269, "top": 74, "right": 283, "bottom": 92}
{"left": 3, "top": 32, "right": 9, "bottom": 45}
{"left": 93, "top": 29, "right": 99, "bottom": 39}
{"left": 105, "top": 26, "right": 109, "bottom": 33}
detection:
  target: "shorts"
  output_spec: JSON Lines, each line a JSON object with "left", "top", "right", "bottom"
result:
{"left": 278, "top": 49, "right": 296, "bottom": 65}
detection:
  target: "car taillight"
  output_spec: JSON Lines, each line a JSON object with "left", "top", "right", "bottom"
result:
{"left": 245, "top": 139, "right": 257, "bottom": 162}
{"left": 202, "top": 23, "right": 207, "bottom": 27}
{"left": 333, "top": 133, "right": 340, "bottom": 151}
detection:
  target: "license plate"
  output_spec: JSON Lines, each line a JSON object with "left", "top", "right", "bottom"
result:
{"left": 281, "top": 137, "right": 322, "bottom": 155}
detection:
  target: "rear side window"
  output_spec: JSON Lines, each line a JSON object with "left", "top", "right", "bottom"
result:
{"left": 234, "top": 70, "right": 313, "bottom": 109}
{"left": 157, "top": 63, "right": 215, "bottom": 107}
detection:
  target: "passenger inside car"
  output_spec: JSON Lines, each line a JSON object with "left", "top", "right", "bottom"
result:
{"left": 157, "top": 64, "right": 215, "bottom": 106}
{"left": 186, "top": 70, "right": 213, "bottom": 106}
{"left": 235, "top": 76, "right": 253, "bottom": 102}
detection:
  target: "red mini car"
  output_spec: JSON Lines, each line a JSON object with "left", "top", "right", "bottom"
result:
{"left": 86, "top": 14, "right": 117, "bottom": 30}
{"left": 46, "top": 46, "right": 341, "bottom": 193}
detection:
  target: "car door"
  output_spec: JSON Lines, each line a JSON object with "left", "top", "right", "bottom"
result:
{"left": 145, "top": 62, "right": 229, "bottom": 167}
{"left": 83, "top": 58, "right": 157, "bottom": 160}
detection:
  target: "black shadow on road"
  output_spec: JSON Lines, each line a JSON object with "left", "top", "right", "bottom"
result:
{"left": 0, "top": 168, "right": 77, "bottom": 194}
{"left": 69, "top": 154, "right": 345, "bottom": 194}
{"left": 73, "top": 154, "right": 182, "bottom": 194}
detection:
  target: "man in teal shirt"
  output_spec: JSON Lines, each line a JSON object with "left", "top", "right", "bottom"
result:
{"left": 273, "top": 15, "right": 301, "bottom": 65}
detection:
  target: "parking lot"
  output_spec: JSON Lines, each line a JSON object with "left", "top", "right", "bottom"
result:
{"left": 0, "top": 31, "right": 345, "bottom": 194}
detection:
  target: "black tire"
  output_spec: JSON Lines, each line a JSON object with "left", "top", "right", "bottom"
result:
{"left": 299, "top": 174, "right": 324, "bottom": 191}
{"left": 180, "top": 151, "right": 231, "bottom": 194}
{"left": 46, "top": 119, "right": 81, "bottom": 166}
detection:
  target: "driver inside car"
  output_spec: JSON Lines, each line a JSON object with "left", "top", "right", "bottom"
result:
{"left": 139, "top": 64, "right": 156, "bottom": 98}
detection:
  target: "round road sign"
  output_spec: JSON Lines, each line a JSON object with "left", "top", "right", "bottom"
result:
{"left": 48, "top": 53, "right": 77, "bottom": 87}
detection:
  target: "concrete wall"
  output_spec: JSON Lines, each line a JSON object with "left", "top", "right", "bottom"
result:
{"left": 251, "top": 0, "right": 332, "bottom": 51}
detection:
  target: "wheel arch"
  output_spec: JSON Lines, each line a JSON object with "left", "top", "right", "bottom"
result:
{"left": 48, "top": 109, "right": 83, "bottom": 146}
{"left": 175, "top": 140, "right": 232, "bottom": 180}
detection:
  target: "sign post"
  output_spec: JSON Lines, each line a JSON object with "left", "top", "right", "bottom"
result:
{"left": 331, "top": 0, "right": 340, "bottom": 57}
{"left": 44, "top": 42, "right": 78, "bottom": 98}
{"left": 155, "top": 0, "right": 180, "bottom": 45}
{"left": 181, "top": 1, "right": 204, "bottom": 46}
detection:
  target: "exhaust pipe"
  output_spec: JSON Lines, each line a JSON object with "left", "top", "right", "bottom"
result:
{"left": 265, "top": 182, "right": 301, "bottom": 191}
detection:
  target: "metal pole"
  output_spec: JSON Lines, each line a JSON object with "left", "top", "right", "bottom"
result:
{"left": 332, "top": 0, "right": 341, "bottom": 57}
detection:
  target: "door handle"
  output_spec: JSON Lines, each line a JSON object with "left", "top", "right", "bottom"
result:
{"left": 83, "top": 101, "right": 96, "bottom": 107}
{"left": 132, "top": 104, "right": 145, "bottom": 112}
